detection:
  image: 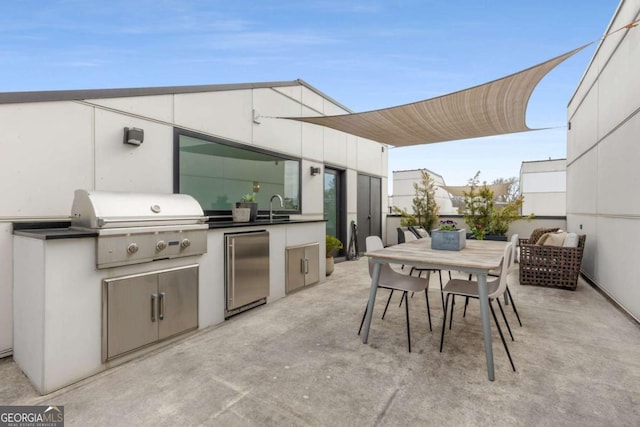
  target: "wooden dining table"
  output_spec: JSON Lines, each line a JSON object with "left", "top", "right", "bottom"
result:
{"left": 362, "top": 237, "right": 508, "bottom": 381}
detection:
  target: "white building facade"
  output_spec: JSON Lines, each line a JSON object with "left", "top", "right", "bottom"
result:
{"left": 391, "top": 169, "right": 456, "bottom": 215}
{"left": 567, "top": 0, "right": 640, "bottom": 321}
{"left": 519, "top": 159, "right": 567, "bottom": 216}
{"left": 0, "top": 80, "right": 388, "bottom": 361}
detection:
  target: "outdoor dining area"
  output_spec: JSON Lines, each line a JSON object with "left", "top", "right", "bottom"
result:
{"left": 1, "top": 226, "right": 638, "bottom": 425}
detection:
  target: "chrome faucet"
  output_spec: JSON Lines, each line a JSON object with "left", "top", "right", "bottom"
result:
{"left": 269, "top": 194, "right": 284, "bottom": 222}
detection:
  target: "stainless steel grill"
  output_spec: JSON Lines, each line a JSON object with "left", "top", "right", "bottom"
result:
{"left": 71, "top": 189, "right": 208, "bottom": 269}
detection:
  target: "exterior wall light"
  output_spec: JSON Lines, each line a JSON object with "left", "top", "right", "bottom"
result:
{"left": 123, "top": 127, "right": 144, "bottom": 146}
{"left": 310, "top": 166, "right": 321, "bottom": 176}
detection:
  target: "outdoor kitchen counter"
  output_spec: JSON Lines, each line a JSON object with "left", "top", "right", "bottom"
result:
{"left": 207, "top": 218, "right": 326, "bottom": 229}
{"left": 11, "top": 219, "right": 325, "bottom": 238}
{"left": 12, "top": 218, "right": 326, "bottom": 395}
{"left": 13, "top": 227, "right": 97, "bottom": 239}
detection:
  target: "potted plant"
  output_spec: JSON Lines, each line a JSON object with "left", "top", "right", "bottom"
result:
{"left": 431, "top": 220, "right": 466, "bottom": 251}
{"left": 460, "top": 172, "right": 533, "bottom": 241}
{"left": 325, "top": 235, "right": 343, "bottom": 276}
{"left": 236, "top": 192, "right": 258, "bottom": 222}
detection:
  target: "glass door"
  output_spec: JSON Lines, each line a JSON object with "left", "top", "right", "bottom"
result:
{"left": 324, "top": 167, "right": 345, "bottom": 258}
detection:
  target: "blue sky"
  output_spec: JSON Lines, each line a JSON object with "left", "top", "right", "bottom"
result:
{"left": 0, "top": 1, "right": 619, "bottom": 186}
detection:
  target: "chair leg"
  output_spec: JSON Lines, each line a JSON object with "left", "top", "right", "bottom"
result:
{"left": 506, "top": 286, "right": 523, "bottom": 327}
{"left": 404, "top": 291, "right": 411, "bottom": 352}
{"left": 360, "top": 290, "right": 393, "bottom": 335}
{"left": 440, "top": 293, "right": 451, "bottom": 352}
{"left": 489, "top": 300, "right": 516, "bottom": 372}
{"left": 448, "top": 295, "right": 455, "bottom": 330}
{"left": 438, "top": 270, "right": 445, "bottom": 310}
{"left": 381, "top": 289, "right": 395, "bottom": 320}
{"left": 496, "top": 298, "right": 514, "bottom": 341}
{"left": 358, "top": 304, "right": 367, "bottom": 336}
{"left": 398, "top": 291, "right": 406, "bottom": 308}
{"left": 424, "top": 290, "right": 432, "bottom": 331}
{"left": 463, "top": 297, "right": 469, "bottom": 317}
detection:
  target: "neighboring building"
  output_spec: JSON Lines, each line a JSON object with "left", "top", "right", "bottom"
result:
{"left": 567, "top": 0, "right": 640, "bottom": 321}
{"left": 519, "top": 159, "right": 567, "bottom": 216}
{"left": 391, "top": 168, "right": 457, "bottom": 215}
{"left": 0, "top": 80, "right": 388, "bottom": 360}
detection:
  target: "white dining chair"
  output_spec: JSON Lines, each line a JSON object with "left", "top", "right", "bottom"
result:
{"left": 440, "top": 242, "right": 516, "bottom": 372}
{"left": 358, "top": 236, "right": 432, "bottom": 352}
{"left": 464, "top": 233, "right": 522, "bottom": 327}
{"left": 402, "top": 230, "right": 449, "bottom": 309}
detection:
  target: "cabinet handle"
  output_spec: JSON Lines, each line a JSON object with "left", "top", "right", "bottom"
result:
{"left": 151, "top": 293, "right": 158, "bottom": 322}
{"left": 304, "top": 258, "right": 309, "bottom": 274}
{"left": 300, "top": 258, "right": 306, "bottom": 274}
{"left": 159, "top": 292, "right": 166, "bottom": 320}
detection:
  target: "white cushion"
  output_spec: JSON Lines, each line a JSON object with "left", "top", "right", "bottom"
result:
{"left": 563, "top": 232, "right": 579, "bottom": 248}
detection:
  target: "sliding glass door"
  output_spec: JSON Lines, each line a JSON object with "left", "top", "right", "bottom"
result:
{"left": 324, "top": 167, "right": 346, "bottom": 257}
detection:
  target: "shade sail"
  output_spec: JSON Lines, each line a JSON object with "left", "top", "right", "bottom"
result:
{"left": 285, "top": 44, "right": 591, "bottom": 146}
{"left": 442, "top": 184, "right": 510, "bottom": 198}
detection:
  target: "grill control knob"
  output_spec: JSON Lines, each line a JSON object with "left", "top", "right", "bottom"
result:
{"left": 156, "top": 240, "right": 167, "bottom": 251}
{"left": 180, "top": 238, "right": 191, "bottom": 249}
{"left": 127, "top": 243, "right": 139, "bottom": 255}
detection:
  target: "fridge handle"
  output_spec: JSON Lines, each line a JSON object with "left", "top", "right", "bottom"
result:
{"left": 151, "top": 293, "right": 158, "bottom": 322}
{"left": 228, "top": 240, "right": 235, "bottom": 305}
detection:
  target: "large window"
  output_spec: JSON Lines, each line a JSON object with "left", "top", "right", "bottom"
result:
{"left": 174, "top": 129, "right": 300, "bottom": 214}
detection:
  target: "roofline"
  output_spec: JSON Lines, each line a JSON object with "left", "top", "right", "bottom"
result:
{"left": 392, "top": 168, "right": 443, "bottom": 177}
{"left": 0, "top": 78, "right": 354, "bottom": 112}
{"left": 520, "top": 158, "right": 566, "bottom": 165}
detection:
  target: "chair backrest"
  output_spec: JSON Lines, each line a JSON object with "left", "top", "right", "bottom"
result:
{"left": 408, "top": 225, "right": 427, "bottom": 239}
{"left": 397, "top": 227, "right": 408, "bottom": 243}
{"left": 489, "top": 242, "right": 513, "bottom": 299}
{"left": 403, "top": 230, "right": 418, "bottom": 242}
{"left": 366, "top": 235, "right": 387, "bottom": 278}
{"left": 509, "top": 234, "right": 519, "bottom": 269}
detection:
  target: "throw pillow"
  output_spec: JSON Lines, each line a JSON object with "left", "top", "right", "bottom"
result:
{"left": 541, "top": 231, "right": 567, "bottom": 246}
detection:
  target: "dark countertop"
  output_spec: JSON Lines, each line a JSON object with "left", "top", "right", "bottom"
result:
{"left": 207, "top": 218, "right": 326, "bottom": 229}
{"left": 13, "top": 228, "right": 98, "bottom": 240}
{"left": 12, "top": 219, "right": 326, "bottom": 239}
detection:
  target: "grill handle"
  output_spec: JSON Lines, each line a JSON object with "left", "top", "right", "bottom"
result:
{"left": 97, "top": 215, "right": 208, "bottom": 227}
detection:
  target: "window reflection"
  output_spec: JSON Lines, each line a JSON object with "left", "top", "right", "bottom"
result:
{"left": 176, "top": 132, "right": 300, "bottom": 213}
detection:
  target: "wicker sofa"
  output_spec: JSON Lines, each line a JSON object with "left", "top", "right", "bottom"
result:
{"left": 518, "top": 228, "right": 586, "bottom": 290}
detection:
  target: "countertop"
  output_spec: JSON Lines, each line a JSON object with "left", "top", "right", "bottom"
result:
{"left": 13, "top": 218, "right": 326, "bottom": 239}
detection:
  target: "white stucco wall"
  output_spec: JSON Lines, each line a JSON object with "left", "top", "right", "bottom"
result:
{"left": 0, "top": 81, "right": 388, "bottom": 356}
{"left": 520, "top": 159, "right": 566, "bottom": 216}
{"left": 567, "top": 0, "right": 640, "bottom": 321}
{"left": 391, "top": 169, "right": 456, "bottom": 215}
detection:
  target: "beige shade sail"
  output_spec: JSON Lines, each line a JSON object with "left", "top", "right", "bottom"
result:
{"left": 442, "top": 184, "right": 510, "bottom": 198}
{"left": 284, "top": 44, "right": 591, "bottom": 146}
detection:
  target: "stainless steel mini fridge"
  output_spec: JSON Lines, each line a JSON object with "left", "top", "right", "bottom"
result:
{"left": 225, "top": 231, "right": 270, "bottom": 318}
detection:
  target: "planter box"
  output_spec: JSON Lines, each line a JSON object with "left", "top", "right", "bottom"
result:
{"left": 235, "top": 202, "right": 257, "bottom": 222}
{"left": 431, "top": 229, "right": 467, "bottom": 251}
{"left": 232, "top": 206, "right": 251, "bottom": 222}
{"left": 466, "top": 233, "right": 508, "bottom": 242}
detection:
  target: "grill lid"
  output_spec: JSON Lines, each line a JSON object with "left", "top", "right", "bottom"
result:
{"left": 71, "top": 189, "right": 207, "bottom": 229}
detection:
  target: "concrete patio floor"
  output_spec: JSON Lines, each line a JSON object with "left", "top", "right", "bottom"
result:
{"left": 1, "top": 257, "right": 639, "bottom": 426}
